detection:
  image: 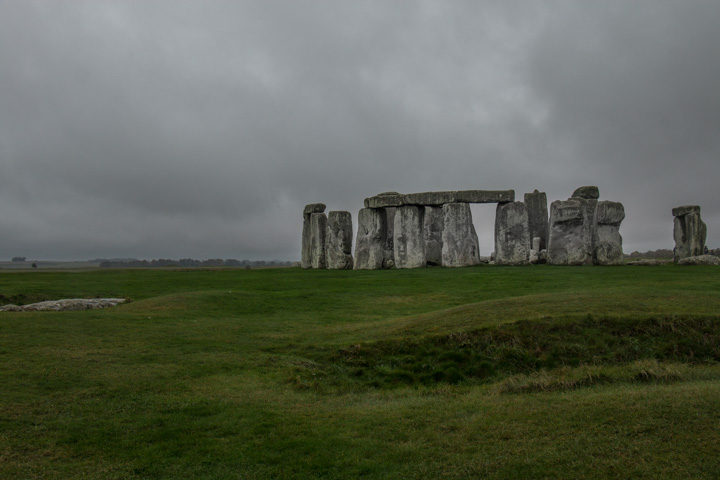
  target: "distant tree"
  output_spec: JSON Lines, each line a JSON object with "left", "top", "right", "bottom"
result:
{"left": 31, "top": 263, "right": 37, "bottom": 268}
{"left": 12, "top": 256, "right": 26, "bottom": 262}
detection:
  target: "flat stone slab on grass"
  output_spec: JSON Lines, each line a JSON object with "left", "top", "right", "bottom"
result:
{"left": 677, "top": 255, "right": 720, "bottom": 266}
{"left": 0, "top": 298, "right": 127, "bottom": 312}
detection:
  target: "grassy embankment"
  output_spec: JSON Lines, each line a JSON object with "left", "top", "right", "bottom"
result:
{"left": 1, "top": 265, "right": 719, "bottom": 479}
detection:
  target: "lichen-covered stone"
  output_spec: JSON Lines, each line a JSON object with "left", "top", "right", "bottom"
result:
{"left": 442, "top": 203, "right": 480, "bottom": 267}
{"left": 383, "top": 208, "right": 396, "bottom": 268}
{"left": 303, "top": 203, "right": 326, "bottom": 215}
{"left": 593, "top": 201, "right": 625, "bottom": 265}
{"left": 394, "top": 206, "right": 426, "bottom": 268}
{"left": 424, "top": 206, "right": 444, "bottom": 266}
{"left": 354, "top": 208, "right": 386, "bottom": 270}
{"left": 364, "top": 190, "right": 515, "bottom": 208}
{"left": 309, "top": 213, "right": 327, "bottom": 269}
{"left": 673, "top": 205, "right": 707, "bottom": 262}
{"left": 301, "top": 214, "right": 313, "bottom": 269}
{"left": 677, "top": 255, "right": 719, "bottom": 266}
{"left": 571, "top": 186, "right": 600, "bottom": 200}
{"left": 494, "top": 201, "right": 529, "bottom": 265}
{"left": 325, "top": 211, "right": 354, "bottom": 270}
{"left": 0, "top": 298, "right": 126, "bottom": 312}
{"left": 547, "top": 199, "right": 587, "bottom": 265}
{"left": 524, "top": 190, "right": 548, "bottom": 251}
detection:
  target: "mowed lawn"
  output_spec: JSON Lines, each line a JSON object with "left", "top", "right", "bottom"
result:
{"left": 1, "top": 265, "right": 719, "bottom": 479}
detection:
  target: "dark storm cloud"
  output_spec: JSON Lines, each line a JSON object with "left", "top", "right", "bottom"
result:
{"left": 0, "top": 1, "right": 717, "bottom": 260}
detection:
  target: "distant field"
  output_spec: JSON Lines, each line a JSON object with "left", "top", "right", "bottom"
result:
{"left": 0, "top": 260, "right": 101, "bottom": 270}
{"left": 1, "top": 265, "right": 719, "bottom": 479}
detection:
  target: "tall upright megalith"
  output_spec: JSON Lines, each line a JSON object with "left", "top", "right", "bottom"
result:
{"left": 673, "top": 205, "right": 706, "bottom": 262}
{"left": 394, "top": 205, "right": 426, "bottom": 269}
{"left": 593, "top": 201, "right": 625, "bottom": 265}
{"left": 383, "top": 207, "right": 396, "bottom": 268}
{"left": 571, "top": 186, "right": 599, "bottom": 265}
{"left": 309, "top": 212, "right": 327, "bottom": 269}
{"left": 524, "top": 190, "right": 548, "bottom": 251}
{"left": 424, "top": 206, "right": 444, "bottom": 266}
{"left": 494, "top": 201, "right": 530, "bottom": 265}
{"left": 354, "top": 208, "right": 386, "bottom": 270}
{"left": 301, "top": 203, "right": 326, "bottom": 269}
{"left": 547, "top": 199, "right": 586, "bottom": 265}
{"left": 325, "top": 211, "right": 354, "bottom": 270}
{"left": 441, "top": 203, "right": 480, "bottom": 267}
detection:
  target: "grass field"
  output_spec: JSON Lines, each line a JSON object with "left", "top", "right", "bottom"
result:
{"left": 1, "top": 265, "right": 719, "bottom": 479}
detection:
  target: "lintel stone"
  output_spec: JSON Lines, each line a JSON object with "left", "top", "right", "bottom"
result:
{"left": 672, "top": 205, "right": 701, "bottom": 217}
{"left": 364, "top": 190, "right": 515, "bottom": 208}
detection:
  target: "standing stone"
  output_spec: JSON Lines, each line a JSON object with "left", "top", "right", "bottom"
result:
{"left": 301, "top": 203, "right": 326, "bottom": 269}
{"left": 394, "top": 205, "right": 426, "bottom": 269}
{"left": 383, "top": 207, "right": 396, "bottom": 268}
{"left": 571, "top": 187, "right": 599, "bottom": 265}
{"left": 325, "top": 211, "right": 354, "bottom": 270}
{"left": 593, "top": 201, "right": 625, "bottom": 265}
{"left": 354, "top": 208, "right": 386, "bottom": 270}
{"left": 442, "top": 203, "right": 480, "bottom": 267}
{"left": 424, "top": 206, "right": 444, "bottom": 266}
{"left": 532, "top": 237, "right": 541, "bottom": 252}
{"left": 547, "top": 199, "right": 586, "bottom": 265}
{"left": 673, "top": 205, "right": 707, "bottom": 262}
{"left": 494, "top": 202, "right": 530, "bottom": 265}
{"left": 309, "top": 213, "right": 327, "bottom": 269}
{"left": 524, "top": 190, "right": 549, "bottom": 251}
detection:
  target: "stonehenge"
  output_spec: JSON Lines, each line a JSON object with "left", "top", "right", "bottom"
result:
{"left": 326, "top": 211, "right": 354, "bottom": 270}
{"left": 547, "top": 187, "right": 624, "bottom": 266}
{"left": 673, "top": 205, "right": 706, "bottom": 262}
{"left": 302, "top": 186, "right": 629, "bottom": 270}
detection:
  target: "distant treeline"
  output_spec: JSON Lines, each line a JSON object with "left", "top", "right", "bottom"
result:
{"left": 98, "top": 258, "right": 294, "bottom": 268}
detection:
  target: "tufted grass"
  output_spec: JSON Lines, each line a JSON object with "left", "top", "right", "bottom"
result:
{"left": 1, "top": 264, "right": 720, "bottom": 478}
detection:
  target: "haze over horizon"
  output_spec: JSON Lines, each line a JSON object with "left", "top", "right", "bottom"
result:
{"left": 2, "top": 1, "right": 718, "bottom": 261}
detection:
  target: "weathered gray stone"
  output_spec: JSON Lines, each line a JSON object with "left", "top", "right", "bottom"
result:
{"left": 383, "top": 208, "right": 396, "bottom": 268}
{"left": 571, "top": 186, "right": 600, "bottom": 200}
{"left": 364, "top": 190, "right": 515, "bottom": 208}
{"left": 455, "top": 190, "right": 515, "bottom": 204}
{"left": 0, "top": 298, "right": 126, "bottom": 312}
{"left": 677, "top": 255, "right": 720, "bottom": 266}
{"left": 529, "top": 249, "right": 539, "bottom": 264}
{"left": 424, "top": 206, "right": 444, "bottom": 266}
{"left": 303, "top": 203, "right": 326, "bottom": 215}
{"left": 672, "top": 205, "right": 701, "bottom": 217}
{"left": 325, "top": 211, "right": 354, "bottom": 270}
{"left": 532, "top": 237, "right": 541, "bottom": 252}
{"left": 494, "top": 201, "right": 530, "bottom": 265}
{"left": 441, "top": 203, "right": 480, "bottom": 267}
{"left": 673, "top": 205, "right": 706, "bottom": 262}
{"left": 301, "top": 214, "right": 313, "bottom": 269}
{"left": 404, "top": 191, "right": 457, "bottom": 206}
{"left": 309, "top": 213, "right": 327, "bottom": 269}
{"left": 596, "top": 201, "right": 625, "bottom": 226}
{"left": 394, "top": 206, "right": 426, "bottom": 268}
{"left": 354, "top": 208, "right": 386, "bottom": 270}
{"left": 538, "top": 249, "right": 547, "bottom": 264}
{"left": 301, "top": 204, "right": 326, "bottom": 269}
{"left": 547, "top": 199, "right": 587, "bottom": 265}
{"left": 524, "top": 190, "right": 548, "bottom": 251}
{"left": 593, "top": 201, "right": 624, "bottom": 265}
{"left": 626, "top": 259, "right": 672, "bottom": 266}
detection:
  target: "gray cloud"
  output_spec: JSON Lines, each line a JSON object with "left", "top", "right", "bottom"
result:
{"left": 0, "top": 1, "right": 717, "bottom": 260}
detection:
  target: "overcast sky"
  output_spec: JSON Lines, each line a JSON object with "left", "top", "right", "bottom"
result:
{"left": 1, "top": 0, "right": 718, "bottom": 261}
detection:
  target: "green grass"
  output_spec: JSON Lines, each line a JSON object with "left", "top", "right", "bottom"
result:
{"left": 1, "top": 265, "right": 720, "bottom": 478}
